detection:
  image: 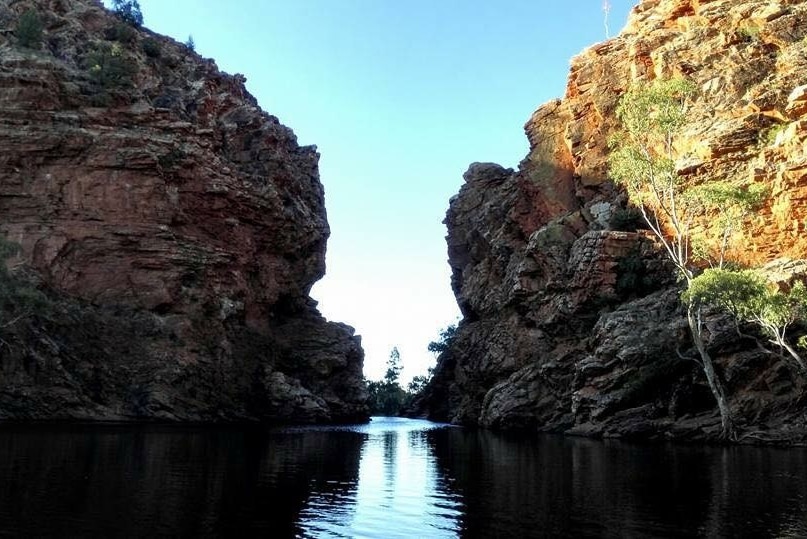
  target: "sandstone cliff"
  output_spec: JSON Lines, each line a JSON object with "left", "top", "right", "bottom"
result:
{"left": 416, "top": 0, "right": 807, "bottom": 442}
{"left": 0, "top": 0, "right": 367, "bottom": 422}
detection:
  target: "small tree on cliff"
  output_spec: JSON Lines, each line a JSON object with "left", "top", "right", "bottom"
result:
{"left": 608, "top": 77, "right": 762, "bottom": 440}
{"left": 686, "top": 269, "right": 807, "bottom": 371}
{"left": 427, "top": 324, "right": 457, "bottom": 354}
{"left": 111, "top": 0, "right": 143, "bottom": 27}
{"left": 15, "top": 9, "right": 43, "bottom": 50}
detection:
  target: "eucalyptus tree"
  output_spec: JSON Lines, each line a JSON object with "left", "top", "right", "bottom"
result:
{"left": 686, "top": 269, "right": 807, "bottom": 372}
{"left": 608, "top": 77, "right": 761, "bottom": 440}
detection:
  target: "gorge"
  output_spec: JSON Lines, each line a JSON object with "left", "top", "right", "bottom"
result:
{"left": 2, "top": 0, "right": 807, "bottom": 446}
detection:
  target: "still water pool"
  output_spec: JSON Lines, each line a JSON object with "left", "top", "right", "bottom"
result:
{"left": 1, "top": 417, "right": 807, "bottom": 537}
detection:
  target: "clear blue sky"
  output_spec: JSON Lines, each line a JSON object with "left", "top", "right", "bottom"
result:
{"left": 126, "top": 0, "right": 636, "bottom": 383}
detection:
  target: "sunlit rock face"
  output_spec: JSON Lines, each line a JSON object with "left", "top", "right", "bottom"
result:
{"left": 415, "top": 0, "right": 807, "bottom": 442}
{"left": 0, "top": 0, "right": 367, "bottom": 422}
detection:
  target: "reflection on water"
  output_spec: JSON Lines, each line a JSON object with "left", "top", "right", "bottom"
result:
{"left": 1, "top": 418, "right": 807, "bottom": 537}
{"left": 297, "top": 418, "right": 462, "bottom": 538}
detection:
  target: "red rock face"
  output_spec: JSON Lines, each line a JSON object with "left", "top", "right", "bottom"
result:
{"left": 0, "top": 0, "right": 366, "bottom": 422}
{"left": 415, "top": 0, "right": 807, "bottom": 442}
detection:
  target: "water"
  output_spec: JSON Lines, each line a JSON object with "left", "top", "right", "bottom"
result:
{"left": 1, "top": 417, "right": 807, "bottom": 538}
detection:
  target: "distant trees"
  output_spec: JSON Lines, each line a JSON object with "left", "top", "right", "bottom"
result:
{"left": 366, "top": 347, "right": 407, "bottom": 415}
{"left": 366, "top": 344, "right": 438, "bottom": 416}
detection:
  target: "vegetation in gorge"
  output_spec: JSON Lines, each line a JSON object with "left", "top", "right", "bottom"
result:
{"left": 608, "top": 77, "right": 771, "bottom": 440}
{"left": 14, "top": 9, "right": 43, "bottom": 50}
{"left": 366, "top": 347, "right": 407, "bottom": 415}
{"left": 85, "top": 43, "right": 136, "bottom": 89}
{"left": 366, "top": 331, "right": 446, "bottom": 415}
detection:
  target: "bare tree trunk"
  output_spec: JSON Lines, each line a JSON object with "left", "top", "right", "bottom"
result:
{"left": 687, "top": 305, "right": 737, "bottom": 441}
{"left": 778, "top": 338, "right": 807, "bottom": 372}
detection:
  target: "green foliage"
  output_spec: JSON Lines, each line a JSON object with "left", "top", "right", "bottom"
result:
{"left": 15, "top": 9, "right": 43, "bottom": 50}
{"left": 684, "top": 268, "right": 768, "bottom": 316}
{"left": 763, "top": 281, "right": 807, "bottom": 329}
{"left": 608, "top": 77, "right": 699, "bottom": 279}
{"left": 111, "top": 0, "right": 143, "bottom": 27}
{"left": 384, "top": 346, "right": 402, "bottom": 383}
{"left": 185, "top": 34, "right": 196, "bottom": 52}
{"left": 366, "top": 347, "right": 406, "bottom": 415}
{"left": 366, "top": 379, "right": 406, "bottom": 416}
{"left": 407, "top": 371, "right": 432, "bottom": 394}
{"left": 758, "top": 123, "right": 786, "bottom": 147}
{"left": 609, "top": 77, "right": 747, "bottom": 438}
{"left": 608, "top": 77, "right": 697, "bottom": 220}
{"left": 85, "top": 43, "right": 137, "bottom": 90}
{"left": 142, "top": 37, "right": 161, "bottom": 58}
{"left": 615, "top": 77, "right": 697, "bottom": 142}
{"left": 685, "top": 181, "right": 767, "bottom": 213}
{"left": 686, "top": 268, "right": 807, "bottom": 368}
{"left": 608, "top": 135, "right": 675, "bottom": 200}
{"left": 610, "top": 77, "right": 768, "bottom": 271}
{"left": 427, "top": 324, "right": 457, "bottom": 354}
{"left": 685, "top": 181, "right": 768, "bottom": 264}
{"left": 366, "top": 347, "right": 435, "bottom": 415}
{"left": 738, "top": 23, "right": 762, "bottom": 42}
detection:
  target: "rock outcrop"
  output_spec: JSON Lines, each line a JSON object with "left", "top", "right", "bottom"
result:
{"left": 415, "top": 0, "right": 807, "bottom": 442}
{"left": 0, "top": 0, "right": 367, "bottom": 422}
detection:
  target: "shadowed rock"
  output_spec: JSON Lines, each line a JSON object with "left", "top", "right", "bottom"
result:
{"left": 0, "top": 0, "right": 367, "bottom": 423}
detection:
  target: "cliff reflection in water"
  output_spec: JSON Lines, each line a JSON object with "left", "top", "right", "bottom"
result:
{"left": 426, "top": 428, "right": 807, "bottom": 537}
{"left": 2, "top": 419, "right": 807, "bottom": 537}
{"left": 0, "top": 424, "right": 367, "bottom": 537}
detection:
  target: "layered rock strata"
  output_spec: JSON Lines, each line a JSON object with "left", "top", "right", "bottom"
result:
{"left": 416, "top": 0, "right": 807, "bottom": 442}
{"left": 0, "top": 0, "right": 367, "bottom": 422}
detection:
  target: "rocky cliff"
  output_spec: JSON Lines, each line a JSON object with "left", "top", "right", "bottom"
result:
{"left": 0, "top": 0, "right": 367, "bottom": 422}
{"left": 416, "top": 0, "right": 807, "bottom": 442}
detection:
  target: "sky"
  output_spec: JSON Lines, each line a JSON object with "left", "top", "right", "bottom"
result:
{"left": 125, "top": 0, "right": 636, "bottom": 384}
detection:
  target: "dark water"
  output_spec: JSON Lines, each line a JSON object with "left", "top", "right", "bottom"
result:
{"left": 1, "top": 418, "right": 807, "bottom": 538}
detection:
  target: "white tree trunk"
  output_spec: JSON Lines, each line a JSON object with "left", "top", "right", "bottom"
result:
{"left": 688, "top": 305, "right": 737, "bottom": 441}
